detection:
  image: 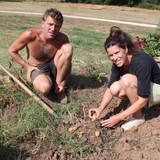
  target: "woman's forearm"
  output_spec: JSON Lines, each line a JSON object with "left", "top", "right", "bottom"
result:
{"left": 99, "top": 88, "right": 113, "bottom": 111}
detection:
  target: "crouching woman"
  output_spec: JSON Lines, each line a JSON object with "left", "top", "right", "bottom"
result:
{"left": 89, "top": 26, "right": 160, "bottom": 130}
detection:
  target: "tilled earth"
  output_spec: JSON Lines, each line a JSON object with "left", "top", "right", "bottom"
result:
{"left": 1, "top": 75, "right": 160, "bottom": 160}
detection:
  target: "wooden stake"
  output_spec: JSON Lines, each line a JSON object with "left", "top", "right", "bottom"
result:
{"left": 0, "top": 64, "right": 60, "bottom": 118}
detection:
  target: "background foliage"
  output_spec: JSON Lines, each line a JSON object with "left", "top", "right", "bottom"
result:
{"left": 0, "top": 0, "right": 160, "bottom": 9}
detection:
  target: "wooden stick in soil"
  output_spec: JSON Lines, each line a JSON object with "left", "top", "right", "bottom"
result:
{"left": 0, "top": 64, "right": 60, "bottom": 118}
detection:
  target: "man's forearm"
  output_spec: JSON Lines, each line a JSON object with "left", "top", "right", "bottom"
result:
{"left": 9, "top": 52, "right": 29, "bottom": 69}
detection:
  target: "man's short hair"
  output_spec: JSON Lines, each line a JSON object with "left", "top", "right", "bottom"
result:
{"left": 42, "top": 8, "right": 63, "bottom": 25}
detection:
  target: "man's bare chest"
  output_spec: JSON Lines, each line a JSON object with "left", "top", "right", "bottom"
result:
{"left": 27, "top": 41, "right": 58, "bottom": 59}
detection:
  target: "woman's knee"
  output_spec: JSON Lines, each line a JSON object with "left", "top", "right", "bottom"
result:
{"left": 121, "top": 74, "right": 137, "bottom": 88}
{"left": 110, "top": 81, "right": 121, "bottom": 96}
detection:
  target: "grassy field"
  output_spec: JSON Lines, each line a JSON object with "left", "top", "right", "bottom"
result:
{"left": 0, "top": 2, "right": 160, "bottom": 160}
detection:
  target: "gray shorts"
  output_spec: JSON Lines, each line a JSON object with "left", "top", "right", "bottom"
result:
{"left": 30, "top": 59, "right": 56, "bottom": 82}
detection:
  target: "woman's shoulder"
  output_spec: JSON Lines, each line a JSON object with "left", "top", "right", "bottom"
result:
{"left": 133, "top": 51, "right": 154, "bottom": 61}
{"left": 131, "top": 52, "right": 157, "bottom": 70}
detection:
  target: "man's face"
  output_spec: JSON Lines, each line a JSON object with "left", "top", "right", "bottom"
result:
{"left": 41, "top": 16, "right": 62, "bottom": 39}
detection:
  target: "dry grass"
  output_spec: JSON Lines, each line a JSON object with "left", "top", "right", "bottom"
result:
{"left": 2, "top": 1, "right": 160, "bottom": 24}
{"left": 0, "top": 1, "right": 160, "bottom": 37}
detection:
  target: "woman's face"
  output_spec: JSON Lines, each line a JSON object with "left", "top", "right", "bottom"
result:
{"left": 107, "top": 45, "right": 128, "bottom": 67}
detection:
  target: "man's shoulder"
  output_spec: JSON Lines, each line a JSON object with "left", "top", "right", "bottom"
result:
{"left": 22, "top": 28, "right": 42, "bottom": 40}
{"left": 56, "top": 32, "right": 69, "bottom": 44}
{"left": 24, "top": 28, "right": 41, "bottom": 35}
{"left": 58, "top": 32, "right": 69, "bottom": 39}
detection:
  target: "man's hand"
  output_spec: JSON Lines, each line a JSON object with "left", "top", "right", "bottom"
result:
{"left": 26, "top": 65, "right": 40, "bottom": 82}
{"left": 101, "top": 114, "right": 121, "bottom": 128}
{"left": 55, "top": 83, "right": 65, "bottom": 93}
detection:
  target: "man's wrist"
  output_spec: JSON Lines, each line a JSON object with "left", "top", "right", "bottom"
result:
{"left": 23, "top": 62, "right": 30, "bottom": 69}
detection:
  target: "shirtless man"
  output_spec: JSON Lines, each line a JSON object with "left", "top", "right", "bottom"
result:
{"left": 8, "top": 8, "right": 73, "bottom": 102}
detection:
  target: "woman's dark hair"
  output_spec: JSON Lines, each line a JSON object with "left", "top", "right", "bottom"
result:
{"left": 104, "top": 26, "right": 137, "bottom": 55}
{"left": 42, "top": 8, "right": 63, "bottom": 25}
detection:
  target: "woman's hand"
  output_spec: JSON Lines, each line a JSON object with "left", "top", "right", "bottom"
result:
{"left": 89, "top": 108, "right": 103, "bottom": 119}
{"left": 101, "top": 114, "right": 121, "bottom": 127}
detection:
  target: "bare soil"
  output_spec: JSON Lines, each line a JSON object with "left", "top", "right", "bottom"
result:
{"left": 1, "top": 74, "right": 160, "bottom": 160}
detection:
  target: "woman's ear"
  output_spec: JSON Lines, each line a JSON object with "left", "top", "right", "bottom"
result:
{"left": 125, "top": 47, "right": 128, "bottom": 54}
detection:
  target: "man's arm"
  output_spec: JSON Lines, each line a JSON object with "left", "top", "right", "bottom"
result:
{"left": 8, "top": 30, "right": 36, "bottom": 69}
{"left": 8, "top": 30, "right": 39, "bottom": 81}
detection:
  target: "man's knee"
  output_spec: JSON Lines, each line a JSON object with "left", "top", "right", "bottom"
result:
{"left": 60, "top": 43, "right": 73, "bottom": 58}
{"left": 33, "top": 77, "right": 52, "bottom": 95}
{"left": 54, "top": 43, "right": 73, "bottom": 66}
{"left": 35, "top": 82, "right": 52, "bottom": 94}
{"left": 64, "top": 43, "right": 73, "bottom": 55}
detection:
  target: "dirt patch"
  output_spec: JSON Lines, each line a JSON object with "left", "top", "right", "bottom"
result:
{"left": 1, "top": 74, "right": 160, "bottom": 160}
{"left": 36, "top": 96, "right": 160, "bottom": 160}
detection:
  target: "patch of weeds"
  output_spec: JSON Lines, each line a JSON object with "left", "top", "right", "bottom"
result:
{"left": 53, "top": 102, "right": 82, "bottom": 119}
{"left": 0, "top": 85, "right": 17, "bottom": 108}
{"left": 0, "top": 141, "right": 29, "bottom": 160}
{"left": 85, "top": 58, "right": 110, "bottom": 82}
{"left": 1, "top": 84, "right": 61, "bottom": 150}
{"left": 58, "top": 131, "right": 96, "bottom": 159}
